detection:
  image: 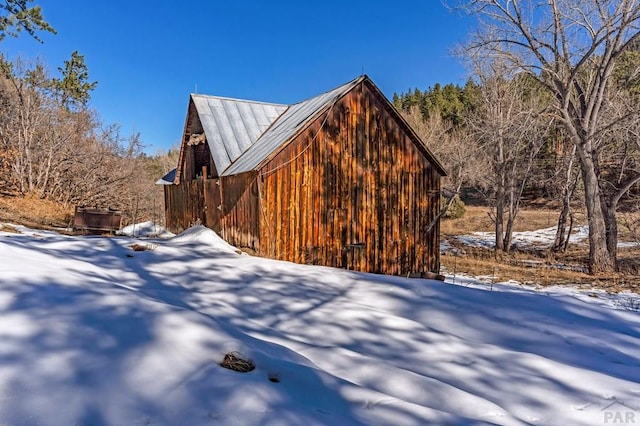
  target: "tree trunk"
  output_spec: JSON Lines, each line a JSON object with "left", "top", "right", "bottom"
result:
{"left": 599, "top": 174, "right": 640, "bottom": 272}
{"left": 563, "top": 212, "right": 574, "bottom": 253}
{"left": 553, "top": 201, "right": 571, "bottom": 252}
{"left": 495, "top": 181, "right": 505, "bottom": 252}
{"left": 503, "top": 214, "right": 514, "bottom": 252}
{"left": 495, "top": 139, "right": 506, "bottom": 252}
{"left": 602, "top": 202, "right": 619, "bottom": 271}
{"left": 503, "top": 175, "right": 516, "bottom": 252}
{"left": 553, "top": 145, "right": 576, "bottom": 252}
{"left": 503, "top": 154, "right": 534, "bottom": 252}
{"left": 576, "top": 147, "right": 613, "bottom": 273}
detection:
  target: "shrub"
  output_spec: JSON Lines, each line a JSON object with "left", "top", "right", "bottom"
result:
{"left": 442, "top": 196, "right": 466, "bottom": 219}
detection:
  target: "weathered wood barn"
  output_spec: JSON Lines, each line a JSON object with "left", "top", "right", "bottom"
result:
{"left": 158, "top": 75, "right": 446, "bottom": 276}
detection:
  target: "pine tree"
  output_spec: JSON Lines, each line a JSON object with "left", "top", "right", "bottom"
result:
{"left": 0, "top": 0, "right": 55, "bottom": 42}
{"left": 52, "top": 51, "right": 97, "bottom": 108}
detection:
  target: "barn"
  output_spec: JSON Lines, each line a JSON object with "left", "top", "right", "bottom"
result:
{"left": 158, "top": 75, "right": 446, "bottom": 276}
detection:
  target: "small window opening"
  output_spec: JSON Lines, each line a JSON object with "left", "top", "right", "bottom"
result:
{"left": 188, "top": 134, "right": 213, "bottom": 180}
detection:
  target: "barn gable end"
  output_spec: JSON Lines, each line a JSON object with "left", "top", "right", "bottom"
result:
{"left": 257, "top": 78, "right": 444, "bottom": 275}
{"left": 161, "top": 75, "right": 445, "bottom": 276}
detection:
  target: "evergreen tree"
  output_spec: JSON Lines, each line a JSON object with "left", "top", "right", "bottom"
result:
{"left": 52, "top": 51, "right": 97, "bottom": 108}
{"left": 0, "top": 0, "right": 54, "bottom": 42}
{"left": 394, "top": 81, "right": 479, "bottom": 127}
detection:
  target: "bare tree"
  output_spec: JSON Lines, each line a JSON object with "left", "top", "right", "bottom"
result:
{"left": 402, "top": 105, "right": 488, "bottom": 214}
{"left": 0, "top": 57, "right": 49, "bottom": 195}
{"left": 0, "top": 55, "right": 154, "bottom": 225}
{"left": 467, "top": 60, "right": 549, "bottom": 251}
{"left": 551, "top": 134, "right": 579, "bottom": 252}
{"left": 453, "top": 0, "right": 640, "bottom": 273}
{"left": 597, "top": 77, "right": 640, "bottom": 259}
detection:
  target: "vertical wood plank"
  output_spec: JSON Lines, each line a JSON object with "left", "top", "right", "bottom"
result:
{"left": 189, "top": 79, "right": 445, "bottom": 276}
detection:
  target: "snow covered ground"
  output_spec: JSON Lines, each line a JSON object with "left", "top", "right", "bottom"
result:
{"left": 450, "top": 225, "right": 590, "bottom": 251}
{"left": 117, "top": 221, "right": 175, "bottom": 238}
{"left": 1, "top": 224, "right": 639, "bottom": 425}
{"left": 445, "top": 224, "right": 640, "bottom": 252}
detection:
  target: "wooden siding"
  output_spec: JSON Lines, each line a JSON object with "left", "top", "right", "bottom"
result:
{"left": 164, "top": 170, "right": 260, "bottom": 249}
{"left": 257, "top": 81, "right": 441, "bottom": 275}
{"left": 219, "top": 172, "right": 260, "bottom": 251}
{"left": 164, "top": 176, "right": 222, "bottom": 234}
{"left": 164, "top": 78, "right": 442, "bottom": 276}
{"left": 166, "top": 102, "right": 224, "bottom": 234}
{"left": 175, "top": 100, "right": 217, "bottom": 184}
{"left": 165, "top": 179, "right": 204, "bottom": 233}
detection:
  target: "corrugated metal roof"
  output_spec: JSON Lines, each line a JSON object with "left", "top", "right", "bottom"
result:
{"left": 221, "top": 76, "right": 365, "bottom": 176}
{"left": 191, "top": 95, "right": 288, "bottom": 174}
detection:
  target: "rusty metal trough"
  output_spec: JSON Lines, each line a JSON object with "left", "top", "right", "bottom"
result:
{"left": 73, "top": 207, "right": 122, "bottom": 234}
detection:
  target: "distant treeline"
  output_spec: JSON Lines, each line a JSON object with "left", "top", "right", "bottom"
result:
{"left": 391, "top": 52, "right": 640, "bottom": 256}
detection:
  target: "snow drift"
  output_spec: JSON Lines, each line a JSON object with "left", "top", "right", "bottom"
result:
{"left": 118, "top": 221, "right": 174, "bottom": 238}
{"left": 1, "top": 225, "right": 639, "bottom": 425}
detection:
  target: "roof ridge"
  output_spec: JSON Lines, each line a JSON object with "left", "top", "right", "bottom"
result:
{"left": 289, "top": 75, "right": 366, "bottom": 106}
{"left": 221, "top": 75, "right": 366, "bottom": 176}
{"left": 190, "top": 93, "right": 288, "bottom": 107}
{"left": 190, "top": 75, "right": 366, "bottom": 109}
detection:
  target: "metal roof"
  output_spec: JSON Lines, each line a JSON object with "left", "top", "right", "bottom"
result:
{"left": 221, "top": 76, "right": 365, "bottom": 176}
{"left": 155, "top": 167, "right": 177, "bottom": 185}
{"left": 191, "top": 95, "right": 288, "bottom": 174}
{"left": 175, "top": 75, "right": 445, "bottom": 180}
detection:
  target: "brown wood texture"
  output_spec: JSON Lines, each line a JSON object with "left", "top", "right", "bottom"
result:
{"left": 218, "top": 172, "right": 260, "bottom": 251}
{"left": 164, "top": 179, "right": 205, "bottom": 233}
{"left": 165, "top": 100, "right": 225, "bottom": 235}
{"left": 257, "top": 80, "right": 442, "bottom": 275}
{"left": 165, "top": 79, "right": 442, "bottom": 275}
{"left": 72, "top": 207, "right": 122, "bottom": 232}
{"left": 165, "top": 177, "right": 222, "bottom": 234}
{"left": 175, "top": 100, "right": 203, "bottom": 183}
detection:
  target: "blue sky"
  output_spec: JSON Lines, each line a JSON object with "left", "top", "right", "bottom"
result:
{"left": 2, "top": 1, "right": 475, "bottom": 153}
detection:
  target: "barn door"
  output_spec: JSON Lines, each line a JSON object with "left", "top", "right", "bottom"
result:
{"left": 344, "top": 242, "right": 366, "bottom": 271}
{"left": 340, "top": 207, "right": 366, "bottom": 272}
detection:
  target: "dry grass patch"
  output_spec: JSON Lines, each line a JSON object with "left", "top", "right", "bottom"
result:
{"left": 441, "top": 206, "right": 494, "bottom": 235}
{"left": 443, "top": 252, "right": 591, "bottom": 287}
{"left": 0, "top": 223, "right": 20, "bottom": 233}
{"left": 0, "top": 194, "right": 72, "bottom": 229}
{"left": 443, "top": 245, "right": 640, "bottom": 293}
{"left": 438, "top": 204, "right": 640, "bottom": 291}
{"left": 442, "top": 205, "right": 586, "bottom": 236}
{"left": 130, "top": 243, "right": 155, "bottom": 252}
{"left": 220, "top": 352, "right": 255, "bottom": 373}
